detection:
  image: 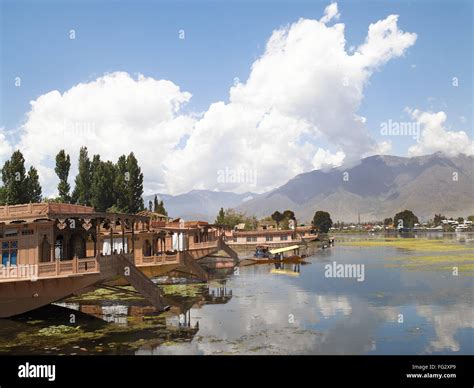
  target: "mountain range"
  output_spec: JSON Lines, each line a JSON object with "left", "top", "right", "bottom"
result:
{"left": 145, "top": 153, "right": 474, "bottom": 223}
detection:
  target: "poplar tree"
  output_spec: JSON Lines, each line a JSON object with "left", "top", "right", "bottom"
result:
{"left": 55, "top": 150, "right": 71, "bottom": 202}
{"left": 72, "top": 147, "right": 92, "bottom": 205}
{"left": 1, "top": 150, "right": 42, "bottom": 204}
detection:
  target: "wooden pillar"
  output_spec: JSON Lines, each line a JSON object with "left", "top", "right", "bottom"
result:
{"left": 131, "top": 221, "right": 135, "bottom": 254}
{"left": 109, "top": 219, "right": 114, "bottom": 256}
{"left": 121, "top": 220, "right": 126, "bottom": 254}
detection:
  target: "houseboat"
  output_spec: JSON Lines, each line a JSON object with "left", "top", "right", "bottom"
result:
{"left": 0, "top": 203, "right": 238, "bottom": 318}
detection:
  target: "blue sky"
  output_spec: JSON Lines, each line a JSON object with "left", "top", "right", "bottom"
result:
{"left": 0, "top": 0, "right": 472, "bottom": 195}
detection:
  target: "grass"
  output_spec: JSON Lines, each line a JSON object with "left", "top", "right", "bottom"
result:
{"left": 384, "top": 253, "right": 474, "bottom": 274}
{"left": 338, "top": 238, "right": 472, "bottom": 252}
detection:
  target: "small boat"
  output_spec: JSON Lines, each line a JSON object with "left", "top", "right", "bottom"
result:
{"left": 244, "top": 245, "right": 303, "bottom": 266}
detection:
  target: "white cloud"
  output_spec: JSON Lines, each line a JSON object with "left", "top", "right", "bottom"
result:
{"left": 16, "top": 72, "right": 194, "bottom": 195}
{"left": 0, "top": 129, "right": 13, "bottom": 163}
{"left": 312, "top": 148, "right": 345, "bottom": 170}
{"left": 407, "top": 109, "right": 474, "bottom": 157}
{"left": 10, "top": 3, "right": 417, "bottom": 196}
{"left": 320, "top": 2, "right": 340, "bottom": 24}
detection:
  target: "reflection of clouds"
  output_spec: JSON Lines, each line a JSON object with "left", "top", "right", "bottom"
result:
{"left": 141, "top": 283, "right": 380, "bottom": 354}
{"left": 317, "top": 295, "right": 352, "bottom": 318}
{"left": 416, "top": 304, "right": 474, "bottom": 353}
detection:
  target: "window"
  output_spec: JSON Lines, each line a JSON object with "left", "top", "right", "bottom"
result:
{"left": 4, "top": 229, "right": 18, "bottom": 237}
{"left": 280, "top": 235, "right": 288, "bottom": 241}
{"left": 266, "top": 236, "right": 273, "bottom": 242}
{"left": 21, "top": 229, "right": 34, "bottom": 236}
{"left": 246, "top": 236, "right": 257, "bottom": 242}
{"left": 1, "top": 240, "right": 18, "bottom": 267}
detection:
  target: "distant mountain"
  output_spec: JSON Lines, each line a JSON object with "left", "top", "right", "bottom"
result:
{"left": 235, "top": 153, "right": 474, "bottom": 223}
{"left": 143, "top": 190, "right": 259, "bottom": 221}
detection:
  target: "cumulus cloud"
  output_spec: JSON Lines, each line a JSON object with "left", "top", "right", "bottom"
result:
{"left": 9, "top": 3, "right": 418, "bottom": 195}
{"left": 0, "top": 130, "right": 13, "bottom": 162}
{"left": 16, "top": 72, "right": 194, "bottom": 195}
{"left": 320, "top": 2, "right": 340, "bottom": 24}
{"left": 312, "top": 148, "right": 345, "bottom": 170}
{"left": 407, "top": 109, "right": 474, "bottom": 157}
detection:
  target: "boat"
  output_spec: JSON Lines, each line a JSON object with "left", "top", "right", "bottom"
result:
{"left": 243, "top": 244, "right": 304, "bottom": 266}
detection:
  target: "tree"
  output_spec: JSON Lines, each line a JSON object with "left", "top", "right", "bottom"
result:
{"left": 383, "top": 217, "right": 393, "bottom": 226}
{"left": 72, "top": 147, "right": 92, "bottom": 205}
{"left": 26, "top": 166, "right": 42, "bottom": 203}
{"left": 312, "top": 211, "right": 333, "bottom": 233}
{"left": 153, "top": 195, "right": 159, "bottom": 213}
{"left": 457, "top": 217, "right": 464, "bottom": 224}
{"left": 1, "top": 150, "right": 42, "bottom": 204}
{"left": 433, "top": 214, "right": 445, "bottom": 225}
{"left": 113, "top": 155, "right": 128, "bottom": 211}
{"left": 467, "top": 215, "right": 474, "bottom": 223}
{"left": 90, "top": 160, "right": 116, "bottom": 212}
{"left": 271, "top": 211, "right": 284, "bottom": 229}
{"left": 55, "top": 150, "right": 71, "bottom": 202}
{"left": 148, "top": 200, "right": 153, "bottom": 211}
{"left": 155, "top": 200, "right": 167, "bottom": 216}
{"left": 215, "top": 207, "right": 226, "bottom": 224}
{"left": 282, "top": 210, "right": 295, "bottom": 220}
{"left": 124, "top": 153, "right": 144, "bottom": 213}
{"left": 0, "top": 186, "right": 6, "bottom": 205}
{"left": 394, "top": 210, "right": 419, "bottom": 229}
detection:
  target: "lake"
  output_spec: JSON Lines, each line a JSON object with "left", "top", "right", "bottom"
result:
{"left": 0, "top": 233, "right": 472, "bottom": 355}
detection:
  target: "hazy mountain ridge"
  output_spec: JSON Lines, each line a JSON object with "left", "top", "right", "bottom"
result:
{"left": 143, "top": 190, "right": 259, "bottom": 221}
{"left": 236, "top": 153, "right": 474, "bottom": 222}
{"left": 144, "top": 153, "right": 473, "bottom": 223}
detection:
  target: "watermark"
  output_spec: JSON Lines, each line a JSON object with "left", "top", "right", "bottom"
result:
{"left": 18, "top": 362, "right": 56, "bottom": 382}
{"left": 217, "top": 166, "right": 257, "bottom": 187}
{"left": 324, "top": 261, "right": 365, "bottom": 282}
{"left": 0, "top": 264, "right": 38, "bottom": 281}
{"left": 63, "top": 120, "right": 96, "bottom": 138}
{"left": 380, "top": 119, "right": 420, "bottom": 140}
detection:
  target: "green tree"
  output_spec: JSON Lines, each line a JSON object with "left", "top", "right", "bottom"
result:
{"left": 72, "top": 147, "right": 92, "bottom": 205}
{"left": 153, "top": 195, "right": 159, "bottom": 213}
{"left": 433, "top": 214, "right": 445, "bottom": 225}
{"left": 113, "top": 155, "right": 128, "bottom": 211}
{"left": 467, "top": 215, "right": 474, "bottom": 223}
{"left": 55, "top": 150, "right": 71, "bottom": 202}
{"left": 312, "top": 211, "right": 333, "bottom": 233}
{"left": 124, "top": 153, "right": 144, "bottom": 213}
{"left": 90, "top": 160, "right": 116, "bottom": 212}
{"left": 271, "top": 211, "right": 284, "bottom": 229}
{"left": 155, "top": 200, "right": 167, "bottom": 216}
{"left": 394, "top": 210, "right": 419, "bottom": 229}
{"left": 215, "top": 207, "right": 226, "bottom": 224}
{"left": 383, "top": 217, "right": 393, "bottom": 226}
{"left": 1, "top": 150, "right": 42, "bottom": 204}
{"left": 0, "top": 186, "right": 6, "bottom": 205}
{"left": 26, "top": 166, "right": 42, "bottom": 203}
{"left": 282, "top": 210, "right": 295, "bottom": 220}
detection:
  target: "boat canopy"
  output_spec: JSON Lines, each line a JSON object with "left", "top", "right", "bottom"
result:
{"left": 269, "top": 245, "right": 300, "bottom": 255}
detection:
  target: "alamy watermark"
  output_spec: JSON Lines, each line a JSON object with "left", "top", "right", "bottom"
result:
{"left": 380, "top": 119, "right": 420, "bottom": 140}
{"left": 217, "top": 166, "right": 257, "bottom": 187}
{"left": 324, "top": 261, "right": 365, "bottom": 282}
{"left": 0, "top": 264, "right": 38, "bottom": 281}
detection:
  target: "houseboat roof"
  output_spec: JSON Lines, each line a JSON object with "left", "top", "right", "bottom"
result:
{"left": 233, "top": 229, "right": 295, "bottom": 236}
{"left": 0, "top": 203, "right": 149, "bottom": 225}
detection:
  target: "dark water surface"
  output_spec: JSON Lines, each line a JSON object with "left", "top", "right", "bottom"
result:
{"left": 0, "top": 234, "right": 472, "bottom": 355}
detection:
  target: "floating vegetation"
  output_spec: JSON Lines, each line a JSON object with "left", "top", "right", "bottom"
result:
{"left": 339, "top": 238, "right": 472, "bottom": 252}
{"left": 384, "top": 253, "right": 474, "bottom": 274}
{"left": 37, "top": 325, "right": 81, "bottom": 337}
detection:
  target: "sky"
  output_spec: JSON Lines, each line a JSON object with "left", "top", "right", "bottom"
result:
{"left": 0, "top": 0, "right": 472, "bottom": 197}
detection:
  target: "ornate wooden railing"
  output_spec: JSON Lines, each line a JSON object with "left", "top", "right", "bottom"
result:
{"left": 136, "top": 253, "right": 179, "bottom": 266}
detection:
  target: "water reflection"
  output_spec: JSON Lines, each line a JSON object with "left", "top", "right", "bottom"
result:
{"left": 0, "top": 235, "right": 472, "bottom": 355}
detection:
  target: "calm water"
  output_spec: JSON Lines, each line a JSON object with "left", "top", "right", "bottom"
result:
{"left": 0, "top": 233, "right": 473, "bottom": 355}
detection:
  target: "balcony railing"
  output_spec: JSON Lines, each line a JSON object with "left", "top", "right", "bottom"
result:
{"left": 136, "top": 253, "right": 179, "bottom": 266}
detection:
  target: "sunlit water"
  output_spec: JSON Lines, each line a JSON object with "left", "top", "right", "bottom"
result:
{"left": 1, "top": 233, "right": 473, "bottom": 355}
